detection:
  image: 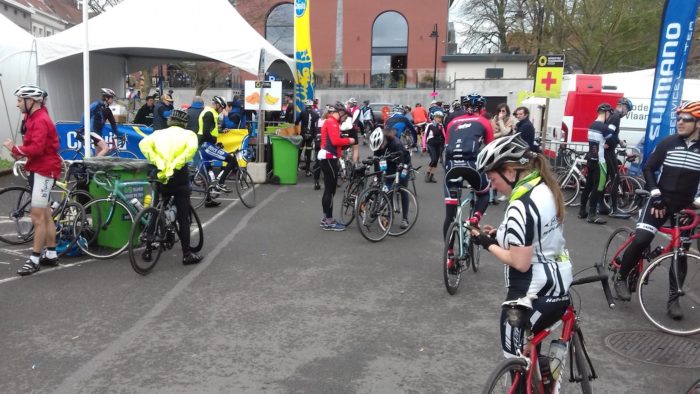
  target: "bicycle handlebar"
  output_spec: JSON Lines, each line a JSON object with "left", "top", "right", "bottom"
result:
{"left": 570, "top": 263, "right": 616, "bottom": 309}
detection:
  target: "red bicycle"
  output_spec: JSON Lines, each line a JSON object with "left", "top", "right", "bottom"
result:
{"left": 482, "top": 265, "right": 615, "bottom": 394}
{"left": 602, "top": 190, "right": 700, "bottom": 336}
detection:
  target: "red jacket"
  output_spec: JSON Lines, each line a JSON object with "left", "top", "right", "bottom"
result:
{"left": 320, "top": 116, "right": 351, "bottom": 159}
{"left": 12, "top": 107, "right": 62, "bottom": 179}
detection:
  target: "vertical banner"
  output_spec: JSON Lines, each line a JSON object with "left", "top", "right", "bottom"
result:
{"left": 643, "top": 0, "right": 700, "bottom": 162}
{"left": 294, "top": 0, "right": 315, "bottom": 117}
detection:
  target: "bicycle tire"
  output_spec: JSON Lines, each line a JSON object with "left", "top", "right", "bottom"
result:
{"left": 55, "top": 201, "right": 86, "bottom": 258}
{"left": 387, "top": 186, "right": 418, "bottom": 236}
{"left": 471, "top": 238, "right": 481, "bottom": 273}
{"left": 638, "top": 251, "right": 700, "bottom": 336}
{"left": 185, "top": 205, "right": 203, "bottom": 253}
{"left": 355, "top": 187, "right": 392, "bottom": 242}
{"left": 128, "top": 207, "right": 164, "bottom": 275}
{"left": 189, "top": 169, "right": 209, "bottom": 210}
{"left": 0, "top": 186, "right": 34, "bottom": 245}
{"left": 603, "top": 175, "right": 643, "bottom": 214}
{"left": 78, "top": 198, "right": 135, "bottom": 259}
{"left": 571, "top": 329, "right": 593, "bottom": 394}
{"left": 340, "top": 180, "right": 361, "bottom": 226}
{"left": 557, "top": 170, "right": 580, "bottom": 206}
{"left": 59, "top": 149, "right": 84, "bottom": 161}
{"left": 112, "top": 150, "right": 139, "bottom": 159}
{"left": 235, "top": 169, "right": 256, "bottom": 208}
{"left": 443, "top": 222, "right": 464, "bottom": 295}
{"left": 481, "top": 357, "right": 529, "bottom": 394}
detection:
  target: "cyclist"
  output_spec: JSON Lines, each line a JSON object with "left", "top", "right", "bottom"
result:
{"left": 360, "top": 100, "right": 376, "bottom": 144}
{"left": 428, "top": 100, "right": 443, "bottom": 120}
{"left": 345, "top": 98, "right": 362, "bottom": 163}
{"left": 384, "top": 105, "right": 417, "bottom": 148}
{"left": 614, "top": 101, "right": 700, "bottom": 320}
{"left": 296, "top": 99, "right": 319, "bottom": 176}
{"left": 81, "top": 88, "right": 120, "bottom": 157}
{"left": 369, "top": 126, "right": 412, "bottom": 229}
{"left": 318, "top": 102, "right": 355, "bottom": 230}
{"left": 423, "top": 110, "right": 445, "bottom": 183}
{"left": 3, "top": 85, "right": 62, "bottom": 275}
{"left": 599, "top": 97, "right": 634, "bottom": 219}
{"left": 139, "top": 109, "right": 203, "bottom": 265}
{"left": 444, "top": 100, "right": 464, "bottom": 126}
{"left": 473, "top": 133, "right": 572, "bottom": 358}
{"left": 578, "top": 103, "right": 614, "bottom": 224}
{"left": 442, "top": 93, "right": 494, "bottom": 237}
{"left": 198, "top": 96, "right": 238, "bottom": 206}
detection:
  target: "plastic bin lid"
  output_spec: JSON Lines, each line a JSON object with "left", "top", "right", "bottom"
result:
{"left": 270, "top": 134, "right": 303, "bottom": 146}
{"left": 82, "top": 156, "right": 153, "bottom": 172}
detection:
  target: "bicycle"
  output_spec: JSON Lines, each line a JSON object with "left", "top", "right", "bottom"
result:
{"left": 59, "top": 131, "right": 139, "bottom": 160}
{"left": 600, "top": 149, "right": 645, "bottom": 214}
{"left": 354, "top": 155, "right": 398, "bottom": 242}
{"left": 482, "top": 264, "right": 616, "bottom": 394}
{"left": 339, "top": 163, "right": 370, "bottom": 226}
{"left": 13, "top": 157, "right": 71, "bottom": 183}
{"left": 189, "top": 148, "right": 256, "bottom": 209}
{"left": 602, "top": 190, "right": 700, "bottom": 336}
{"left": 128, "top": 180, "right": 203, "bottom": 275}
{"left": 443, "top": 176, "right": 481, "bottom": 295}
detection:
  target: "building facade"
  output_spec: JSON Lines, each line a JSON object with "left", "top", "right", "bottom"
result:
{"left": 0, "top": 0, "right": 81, "bottom": 37}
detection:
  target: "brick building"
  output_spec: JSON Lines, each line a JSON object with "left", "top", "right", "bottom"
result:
{"left": 234, "top": 0, "right": 450, "bottom": 89}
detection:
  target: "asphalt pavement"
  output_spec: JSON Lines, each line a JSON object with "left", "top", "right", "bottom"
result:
{"left": 0, "top": 148, "right": 698, "bottom": 393}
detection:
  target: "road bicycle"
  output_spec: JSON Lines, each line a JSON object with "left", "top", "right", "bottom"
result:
{"left": 339, "top": 163, "right": 371, "bottom": 226}
{"left": 13, "top": 157, "right": 71, "bottom": 183}
{"left": 189, "top": 148, "right": 256, "bottom": 209}
{"left": 443, "top": 175, "right": 481, "bottom": 295}
{"left": 59, "top": 131, "right": 139, "bottom": 160}
{"left": 482, "top": 265, "right": 616, "bottom": 394}
{"left": 602, "top": 190, "right": 700, "bottom": 336}
{"left": 353, "top": 155, "right": 397, "bottom": 242}
{"left": 128, "top": 180, "right": 203, "bottom": 275}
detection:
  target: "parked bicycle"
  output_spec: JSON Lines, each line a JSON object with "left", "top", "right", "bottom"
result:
{"left": 481, "top": 264, "right": 615, "bottom": 394}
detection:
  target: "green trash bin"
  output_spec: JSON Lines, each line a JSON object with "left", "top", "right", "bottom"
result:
{"left": 84, "top": 157, "right": 152, "bottom": 249}
{"left": 269, "top": 135, "right": 300, "bottom": 185}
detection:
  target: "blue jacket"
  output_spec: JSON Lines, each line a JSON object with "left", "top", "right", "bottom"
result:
{"left": 384, "top": 113, "right": 415, "bottom": 138}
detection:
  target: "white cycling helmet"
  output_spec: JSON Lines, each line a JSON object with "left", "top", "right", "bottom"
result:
{"left": 432, "top": 111, "right": 445, "bottom": 118}
{"left": 476, "top": 133, "right": 532, "bottom": 172}
{"left": 101, "top": 88, "right": 116, "bottom": 98}
{"left": 369, "top": 127, "right": 384, "bottom": 151}
{"left": 14, "top": 84, "right": 45, "bottom": 101}
{"left": 348, "top": 97, "right": 358, "bottom": 105}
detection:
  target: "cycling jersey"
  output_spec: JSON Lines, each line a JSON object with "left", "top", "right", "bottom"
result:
{"left": 373, "top": 136, "right": 409, "bottom": 175}
{"left": 605, "top": 111, "right": 622, "bottom": 151}
{"left": 445, "top": 113, "right": 494, "bottom": 162}
{"left": 360, "top": 106, "right": 374, "bottom": 123}
{"left": 587, "top": 121, "right": 611, "bottom": 162}
{"left": 384, "top": 114, "right": 416, "bottom": 138}
{"left": 12, "top": 106, "right": 62, "bottom": 179}
{"left": 318, "top": 116, "right": 352, "bottom": 159}
{"left": 644, "top": 134, "right": 700, "bottom": 207}
{"left": 496, "top": 178, "right": 573, "bottom": 300}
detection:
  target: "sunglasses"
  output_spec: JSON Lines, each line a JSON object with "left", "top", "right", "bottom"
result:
{"left": 677, "top": 115, "right": 696, "bottom": 123}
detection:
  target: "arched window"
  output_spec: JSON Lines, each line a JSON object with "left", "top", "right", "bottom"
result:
{"left": 266, "top": 3, "right": 294, "bottom": 57}
{"left": 371, "top": 11, "right": 408, "bottom": 88}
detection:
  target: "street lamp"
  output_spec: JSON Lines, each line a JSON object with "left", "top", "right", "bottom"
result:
{"left": 429, "top": 24, "right": 439, "bottom": 94}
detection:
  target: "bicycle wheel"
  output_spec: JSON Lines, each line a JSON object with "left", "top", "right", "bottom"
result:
{"left": 571, "top": 328, "right": 593, "bottom": 394}
{"left": 638, "top": 251, "right": 700, "bottom": 336}
{"left": 54, "top": 202, "right": 85, "bottom": 258}
{"left": 443, "top": 222, "right": 465, "bottom": 295}
{"left": 340, "top": 180, "right": 361, "bottom": 226}
{"left": 601, "top": 226, "right": 642, "bottom": 294}
{"left": 113, "top": 150, "right": 139, "bottom": 159}
{"left": 128, "top": 207, "right": 164, "bottom": 275}
{"left": 0, "top": 186, "right": 33, "bottom": 245}
{"left": 603, "top": 175, "right": 643, "bottom": 214}
{"left": 481, "top": 357, "right": 529, "bottom": 394}
{"left": 355, "top": 188, "right": 392, "bottom": 242}
{"left": 59, "top": 149, "right": 84, "bottom": 161}
{"left": 235, "top": 169, "right": 256, "bottom": 208}
{"left": 78, "top": 198, "right": 135, "bottom": 259}
{"left": 189, "top": 169, "right": 209, "bottom": 210}
{"left": 183, "top": 205, "right": 203, "bottom": 253}
{"left": 470, "top": 238, "right": 481, "bottom": 273}
{"left": 557, "top": 170, "right": 580, "bottom": 206}
{"left": 400, "top": 133, "right": 413, "bottom": 149}
{"left": 388, "top": 186, "right": 418, "bottom": 236}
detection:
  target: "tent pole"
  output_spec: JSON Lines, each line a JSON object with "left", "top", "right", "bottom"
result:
{"left": 257, "top": 49, "right": 266, "bottom": 164}
{"left": 82, "top": 0, "right": 91, "bottom": 159}
{"left": 0, "top": 74, "right": 16, "bottom": 141}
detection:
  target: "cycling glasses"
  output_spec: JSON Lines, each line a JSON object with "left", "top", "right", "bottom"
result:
{"left": 677, "top": 115, "right": 697, "bottom": 123}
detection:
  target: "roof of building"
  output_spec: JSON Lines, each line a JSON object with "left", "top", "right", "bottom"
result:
{"left": 442, "top": 53, "right": 532, "bottom": 63}
{"left": 15, "top": 0, "right": 82, "bottom": 25}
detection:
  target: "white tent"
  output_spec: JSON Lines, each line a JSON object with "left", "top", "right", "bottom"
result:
{"left": 0, "top": 13, "right": 37, "bottom": 148}
{"left": 35, "top": 0, "right": 294, "bottom": 121}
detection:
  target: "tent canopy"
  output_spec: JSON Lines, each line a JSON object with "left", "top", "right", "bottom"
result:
{"left": 36, "top": 0, "right": 294, "bottom": 74}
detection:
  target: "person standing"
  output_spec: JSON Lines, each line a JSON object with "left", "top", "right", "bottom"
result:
{"left": 3, "top": 85, "right": 62, "bottom": 275}
{"left": 198, "top": 96, "right": 238, "bottom": 199}
{"left": 134, "top": 95, "right": 155, "bottom": 126}
{"left": 296, "top": 100, "right": 319, "bottom": 176}
{"left": 81, "top": 88, "right": 119, "bottom": 156}
{"left": 599, "top": 97, "right": 634, "bottom": 219}
{"left": 313, "top": 106, "right": 331, "bottom": 190}
{"left": 283, "top": 95, "right": 295, "bottom": 123}
{"left": 513, "top": 107, "right": 538, "bottom": 153}
{"left": 491, "top": 103, "right": 514, "bottom": 139}
{"left": 578, "top": 103, "right": 614, "bottom": 224}
{"left": 318, "top": 102, "right": 354, "bottom": 230}
{"left": 186, "top": 96, "right": 205, "bottom": 132}
{"left": 152, "top": 94, "right": 174, "bottom": 131}
{"left": 360, "top": 100, "right": 376, "bottom": 145}
{"left": 423, "top": 111, "right": 445, "bottom": 183}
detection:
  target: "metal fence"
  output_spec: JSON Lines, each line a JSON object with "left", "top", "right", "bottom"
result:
{"left": 313, "top": 68, "right": 452, "bottom": 89}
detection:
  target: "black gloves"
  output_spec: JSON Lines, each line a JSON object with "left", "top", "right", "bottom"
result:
{"left": 473, "top": 231, "right": 498, "bottom": 250}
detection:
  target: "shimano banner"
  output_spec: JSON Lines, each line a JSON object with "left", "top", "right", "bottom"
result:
{"left": 643, "top": 0, "right": 700, "bottom": 162}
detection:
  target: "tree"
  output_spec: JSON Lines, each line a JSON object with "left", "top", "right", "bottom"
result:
{"left": 453, "top": 0, "right": 526, "bottom": 53}
{"left": 177, "top": 62, "right": 231, "bottom": 96}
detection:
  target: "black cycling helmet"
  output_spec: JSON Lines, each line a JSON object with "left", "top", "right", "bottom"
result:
{"left": 333, "top": 101, "right": 347, "bottom": 113}
{"left": 617, "top": 97, "right": 633, "bottom": 110}
{"left": 169, "top": 109, "right": 189, "bottom": 124}
{"left": 597, "top": 102, "right": 614, "bottom": 113}
{"left": 461, "top": 93, "right": 484, "bottom": 109}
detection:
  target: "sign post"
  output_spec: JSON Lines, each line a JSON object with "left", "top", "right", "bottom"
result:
{"left": 533, "top": 54, "right": 565, "bottom": 152}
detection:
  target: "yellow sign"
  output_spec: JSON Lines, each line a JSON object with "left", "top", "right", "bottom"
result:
{"left": 294, "top": 0, "right": 315, "bottom": 115}
{"left": 534, "top": 55, "right": 565, "bottom": 99}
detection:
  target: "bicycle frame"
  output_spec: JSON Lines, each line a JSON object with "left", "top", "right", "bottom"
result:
{"left": 453, "top": 188, "right": 475, "bottom": 260}
{"left": 92, "top": 172, "right": 155, "bottom": 228}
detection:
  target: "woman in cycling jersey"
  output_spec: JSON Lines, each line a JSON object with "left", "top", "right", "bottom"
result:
{"left": 472, "top": 133, "right": 573, "bottom": 357}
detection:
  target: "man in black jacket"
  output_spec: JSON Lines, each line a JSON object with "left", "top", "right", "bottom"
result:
{"left": 599, "top": 97, "right": 634, "bottom": 219}
{"left": 152, "top": 94, "right": 174, "bottom": 130}
{"left": 296, "top": 100, "right": 320, "bottom": 176}
{"left": 133, "top": 96, "right": 155, "bottom": 126}
{"left": 514, "top": 106, "right": 539, "bottom": 152}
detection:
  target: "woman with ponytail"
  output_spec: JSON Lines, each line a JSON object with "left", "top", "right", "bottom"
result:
{"left": 472, "top": 133, "right": 572, "bottom": 358}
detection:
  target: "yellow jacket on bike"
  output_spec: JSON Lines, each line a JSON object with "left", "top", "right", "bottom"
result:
{"left": 139, "top": 126, "right": 198, "bottom": 183}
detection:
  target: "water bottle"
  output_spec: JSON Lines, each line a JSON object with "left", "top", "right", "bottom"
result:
{"left": 400, "top": 164, "right": 408, "bottom": 180}
{"left": 208, "top": 170, "right": 216, "bottom": 182}
{"left": 165, "top": 205, "right": 177, "bottom": 223}
{"left": 50, "top": 200, "right": 60, "bottom": 211}
{"left": 538, "top": 355, "right": 553, "bottom": 392}
{"left": 130, "top": 198, "right": 144, "bottom": 212}
{"left": 143, "top": 194, "right": 152, "bottom": 208}
{"left": 548, "top": 339, "right": 567, "bottom": 381}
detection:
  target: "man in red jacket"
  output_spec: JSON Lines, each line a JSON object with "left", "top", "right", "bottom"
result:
{"left": 3, "top": 85, "right": 62, "bottom": 276}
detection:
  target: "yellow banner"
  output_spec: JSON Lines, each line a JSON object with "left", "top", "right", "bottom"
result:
{"left": 294, "top": 0, "right": 315, "bottom": 115}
